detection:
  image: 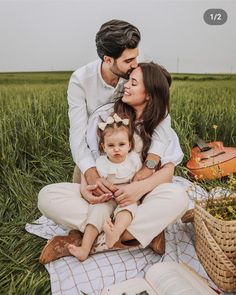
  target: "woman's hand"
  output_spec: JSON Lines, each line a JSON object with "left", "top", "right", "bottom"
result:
{"left": 114, "top": 182, "right": 145, "bottom": 207}
{"left": 114, "top": 162, "right": 175, "bottom": 207}
{"left": 81, "top": 184, "right": 113, "bottom": 204}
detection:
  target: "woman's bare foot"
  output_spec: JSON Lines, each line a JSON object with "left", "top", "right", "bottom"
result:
{"left": 103, "top": 218, "right": 119, "bottom": 248}
{"left": 68, "top": 244, "right": 89, "bottom": 261}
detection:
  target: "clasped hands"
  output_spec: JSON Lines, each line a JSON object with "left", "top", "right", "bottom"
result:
{"left": 83, "top": 166, "right": 152, "bottom": 206}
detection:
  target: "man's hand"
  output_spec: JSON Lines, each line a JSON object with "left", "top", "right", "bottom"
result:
{"left": 81, "top": 184, "right": 113, "bottom": 204}
{"left": 114, "top": 182, "right": 145, "bottom": 207}
{"left": 84, "top": 167, "right": 118, "bottom": 196}
{"left": 133, "top": 166, "right": 154, "bottom": 181}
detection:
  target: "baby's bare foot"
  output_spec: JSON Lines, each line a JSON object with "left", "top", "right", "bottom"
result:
{"left": 68, "top": 244, "right": 89, "bottom": 261}
{"left": 103, "top": 218, "right": 119, "bottom": 248}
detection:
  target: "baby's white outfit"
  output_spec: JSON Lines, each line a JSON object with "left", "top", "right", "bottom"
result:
{"left": 97, "top": 151, "right": 141, "bottom": 223}
{"left": 96, "top": 151, "right": 142, "bottom": 184}
{"left": 83, "top": 151, "right": 142, "bottom": 233}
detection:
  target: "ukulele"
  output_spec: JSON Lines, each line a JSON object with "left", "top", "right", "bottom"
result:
{"left": 186, "top": 138, "right": 236, "bottom": 180}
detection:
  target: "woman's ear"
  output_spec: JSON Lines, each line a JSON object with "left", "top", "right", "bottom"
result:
{"left": 146, "top": 95, "right": 150, "bottom": 101}
{"left": 128, "top": 142, "right": 132, "bottom": 151}
{"left": 101, "top": 143, "right": 105, "bottom": 152}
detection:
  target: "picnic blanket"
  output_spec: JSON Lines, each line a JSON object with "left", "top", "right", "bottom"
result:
{"left": 25, "top": 177, "right": 233, "bottom": 295}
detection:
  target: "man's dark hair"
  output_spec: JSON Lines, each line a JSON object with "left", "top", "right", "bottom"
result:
{"left": 96, "top": 19, "right": 141, "bottom": 60}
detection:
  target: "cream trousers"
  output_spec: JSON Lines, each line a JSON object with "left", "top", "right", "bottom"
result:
{"left": 83, "top": 201, "right": 138, "bottom": 233}
{"left": 38, "top": 182, "right": 188, "bottom": 247}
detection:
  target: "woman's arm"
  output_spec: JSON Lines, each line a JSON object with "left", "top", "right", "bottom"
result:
{"left": 133, "top": 153, "right": 161, "bottom": 181}
{"left": 114, "top": 163, "right": 175, "bottom": 207}
{"left": 150, "top": 115, "right": 184, "bottom": 166}
{"left": 133, "top": 115, "right": 183, "bottom": 181}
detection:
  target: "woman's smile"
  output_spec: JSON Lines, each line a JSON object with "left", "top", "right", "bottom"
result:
{"left": 124, "top": 89, "right": 131, "bottom": 96}
{"left": 122, "top": 67, "right": 147, "bottom": 112}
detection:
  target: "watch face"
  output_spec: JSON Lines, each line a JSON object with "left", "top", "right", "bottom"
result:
{"left": 145, "top": 159, "right": 156, "bottom": 169}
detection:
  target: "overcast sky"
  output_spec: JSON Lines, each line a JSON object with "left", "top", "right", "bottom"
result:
{"left": 0, "top": 0, "right": 235, "bottom": 73}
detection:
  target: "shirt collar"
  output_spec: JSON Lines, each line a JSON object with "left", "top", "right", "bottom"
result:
{"left": 105, "top": 155, "right": 128, "bottom": 166}
{"left": 98, "top": 60, "right": 126, "bottom": 90}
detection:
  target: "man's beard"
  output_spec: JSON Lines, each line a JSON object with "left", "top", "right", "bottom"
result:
{"left": 111, "top": 63, "right": 132, "bottom": 80}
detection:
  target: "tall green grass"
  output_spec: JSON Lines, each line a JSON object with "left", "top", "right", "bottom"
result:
{"left": 0, "top": 73, "right": 235, "bottom": 294}
{"left": 0, "top": 76, "right": 72, "bottom": 295}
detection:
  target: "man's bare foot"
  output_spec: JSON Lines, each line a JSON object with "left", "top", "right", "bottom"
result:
{"left": 68, "top": 244, "right": 89, "bottom": 261}
{"left": 103, "top": 218, "right": 119, "bottom": 248}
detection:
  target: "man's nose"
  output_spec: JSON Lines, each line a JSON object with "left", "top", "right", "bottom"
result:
{"left": 131, "top": 59, "right": 138, "bottom": 69}
{"left": 124, "top": 78, "right": 131, "bottom": 89}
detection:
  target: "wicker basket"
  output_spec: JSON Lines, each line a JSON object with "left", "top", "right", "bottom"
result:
{"left": 194, "top": 199, "right": 236, "bottom": 292}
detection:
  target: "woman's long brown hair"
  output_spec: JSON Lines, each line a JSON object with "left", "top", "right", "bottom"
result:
{"left": 114, "top": 62, "right": 171, "bottom": 161}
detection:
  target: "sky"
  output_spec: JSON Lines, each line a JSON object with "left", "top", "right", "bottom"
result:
{"left": 0, "top": 0, "right": 235, "bottom": 73}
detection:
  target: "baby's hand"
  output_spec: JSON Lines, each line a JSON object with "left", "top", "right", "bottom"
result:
{"left": 81, "top": 184, "right": 113, "bottom": 204}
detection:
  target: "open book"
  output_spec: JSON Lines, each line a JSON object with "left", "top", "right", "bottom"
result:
{"left": 101, "top": 262, "right": 221, "bottom": 295}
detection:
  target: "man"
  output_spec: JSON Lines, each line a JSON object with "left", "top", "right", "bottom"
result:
{"left": 68, "top": 19, "right": 140, "bottom": 195}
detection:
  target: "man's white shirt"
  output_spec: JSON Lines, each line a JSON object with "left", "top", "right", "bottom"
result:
{"left": 67, "top": 59, "right": 125, "bottom": 173}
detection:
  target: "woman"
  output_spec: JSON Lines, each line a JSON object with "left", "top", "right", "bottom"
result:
{"left": 38, "top": 62, "right": 188, "bottom": 263}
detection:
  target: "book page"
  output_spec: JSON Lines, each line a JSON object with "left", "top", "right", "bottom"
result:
{"left": 101, "top": 278, "right": 157, "bottom": 295}
{"left": 146, "top": 262, "right": 217, "bottom": 295}
{"left": 101, "top": 263, "right": 218, "bottom": 295}
{"left": 147, "top": 269, "right": 199, "bottom": 295}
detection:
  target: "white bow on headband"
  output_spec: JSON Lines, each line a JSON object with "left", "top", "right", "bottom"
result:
{"left": 98, "top": 113, "right": 129, "bottom": 131}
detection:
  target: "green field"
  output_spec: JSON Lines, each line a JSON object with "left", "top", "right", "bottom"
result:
{"left": 0, "top": 72, "right": 236, "bottom": 294}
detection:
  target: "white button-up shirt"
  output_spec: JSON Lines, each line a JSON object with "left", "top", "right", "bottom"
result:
{"left": 67, "top": 59, "right": 125, "bottom": 173}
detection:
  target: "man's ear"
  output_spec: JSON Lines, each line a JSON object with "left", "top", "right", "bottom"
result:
{"left": 103, "top": 55, "right": 114, "bottom": 66}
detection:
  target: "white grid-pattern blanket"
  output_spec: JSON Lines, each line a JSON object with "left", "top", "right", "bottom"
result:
{"left": 25, "top": 177, "right": 232, "bottom": 295}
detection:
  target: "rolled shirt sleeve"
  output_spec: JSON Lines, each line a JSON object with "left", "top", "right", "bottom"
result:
{"left": 148, "top": 115, "right": 184, "bottom": 166}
